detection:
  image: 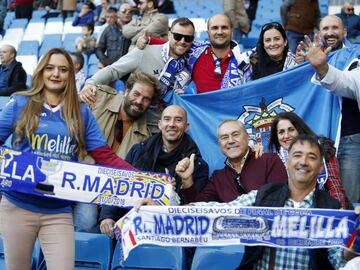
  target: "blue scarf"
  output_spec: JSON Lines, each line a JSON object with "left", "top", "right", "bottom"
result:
{"left": 158, "top": 43, "right": 190, "bottom": 97}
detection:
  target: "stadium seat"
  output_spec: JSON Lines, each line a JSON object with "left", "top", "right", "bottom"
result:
{"left": 111, "top": 242, "right": 185, "bottom": 270}
{"left": 114, "top": 80, "right": 125, "bottom": 92}
{"left": 9, "top": 19, "right": 28, "bottom": 29}
{"left": 2, "top": 28, "right": 24, "bottom": 43}
{"left": 0, "top": 234, "right": 5, "bottom": 269}
{"left": 191, "top": 245, "right": 245, "bottom": 270}
{"left": 32, "top": 10, "right": 48, "bottom": 19}
{"left": 18, "top": 40, "right": 39, "bottom": 57}
{"left": 17, "top": 55, "right": 38, "bottom": 75}
{"left": 63, "top": 21, "right": 82, "bottom": 35}
{"left": 87, "top": 64, "right": 99, "bottom": 77}
{"left": 44, "top": 21, "right": 64, "bottom": 35}
{"left": 74, "top": 232, "right": 113, "bottom": 270}
{"left": 35, "top": 233, "right": 113, "bottom": 270}
{"left": 39, "top": 34, "right": 62, "bottom": 56}
{"left": 63, "top": 33, "right": 81, "bottom": 52}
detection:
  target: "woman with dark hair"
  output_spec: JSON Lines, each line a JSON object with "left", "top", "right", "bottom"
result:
{"left": 0, "top": 48, "right": 134, "bottom": 269}
{"left": 268, "top": 111, "right": 350, "bottom": 209}
{"left": 239, "top": 22, "right": 297, "bottom": 82}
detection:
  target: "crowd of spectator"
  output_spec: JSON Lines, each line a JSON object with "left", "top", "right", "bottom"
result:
{"left": 1, "top": 0, "right": 360, "bottom": 269}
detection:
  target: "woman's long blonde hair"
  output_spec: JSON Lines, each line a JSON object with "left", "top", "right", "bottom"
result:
{"left": 14, "top": 48, "right": 86, "bottom": 159}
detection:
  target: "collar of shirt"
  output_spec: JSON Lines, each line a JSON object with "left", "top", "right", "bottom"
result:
{"left": 226, "top": 148, "right": 249, "bottom": 173}
{"left": 286, "top": 188, "right": 315, "bottom": 208}
{"left": 205, "top": 47, "right": 233, "bottom": 62}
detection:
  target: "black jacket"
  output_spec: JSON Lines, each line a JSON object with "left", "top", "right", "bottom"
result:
{"left": 99, "top": 133, "right": 209, "bottom": 222}
{"left": 237, "top": 183, "right": 341, "bottom": 270}
{"left": 0, "top": 60, "right": 27, "bottom": 96}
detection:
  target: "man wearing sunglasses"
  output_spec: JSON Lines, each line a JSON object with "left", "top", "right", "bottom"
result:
{"left": 80, "top": 17, "right": 195, "bottom": 133}
{"left": 122, "top": 0, "right": 168, "bottom": 47}
{"left": 336, "top": 2, "right": 360, "bottom": 43}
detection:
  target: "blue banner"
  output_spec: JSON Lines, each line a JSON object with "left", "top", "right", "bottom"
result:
{"left": 169, "top": 46, "right": 360, "bottom": 173}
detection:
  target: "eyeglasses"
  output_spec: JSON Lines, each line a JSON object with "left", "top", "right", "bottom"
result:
{"left": 171, "top": 32, "right": 194, "bottom": 43}
{"left": 120, "top": 8, "right": 133, "bottom": 14}
{"left": 214, "top": 58, "right": 222, "bottom": 76}
{"left": 261, "top": 22, "right": 283, "bottom": 32}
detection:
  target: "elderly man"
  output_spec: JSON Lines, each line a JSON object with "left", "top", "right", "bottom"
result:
{"left": 122, "top": 0, "right": 168, "bottom": 46}
{"left": 95, "top": 6, "right": 132, "bottom": 68}
{"left": 99, "top": 105, "right": 209, "bottom": 237}
{"left": 186, "top": 135, "right": 358, "bottom": 269}
{"left": 0, "top": 45, "right": 27, "bottom": 96}
{"left": 299, "top": 15, "right": 360, "bottom": 203}
{"left": 176, "top": 120, "right": 287, "bottom": 204}
{"left": 80, "top": 17, "right": 195, "bottom": 133}
{"left": 73, "top": 70, "right": 161, "bottom": 232}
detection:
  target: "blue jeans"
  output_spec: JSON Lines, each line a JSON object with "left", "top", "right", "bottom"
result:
{"left": 72, "top": 203, "right": 99, "bottom": 232}
{"left": 286, "top": 31, "right": 314, "bottom": 53}
{"left": 337, "top": 133, "right": 360, "bottom": 203}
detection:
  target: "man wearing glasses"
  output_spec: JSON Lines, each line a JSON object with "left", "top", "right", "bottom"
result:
{"left": 80, "top": 17, "right": 195, "bottom": 133}
{"left": 123, "top": 0, "right": 168, "bottom": 46}
{"left": 95, "top": 5, "right": 132, "bottom": 68}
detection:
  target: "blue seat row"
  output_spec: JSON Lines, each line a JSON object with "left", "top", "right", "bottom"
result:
{"left": 0, "top": 231, "right": 245, "bottom": 270}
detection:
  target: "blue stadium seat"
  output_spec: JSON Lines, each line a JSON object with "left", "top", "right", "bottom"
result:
{"left": 18, "top": 40, "right": 39, "bottom": 57}
{"left": 32, "top": 10, "right": 48, "bottom": 19}
{"left": 88, "top": 54, "right": 99, "bottom": 65}
{"left": 63, "top": 33, "right": 81, "bottom": 52}
{"left": 191, "top": 245, "right": 245, "bottom": 270}
{"left": 111, "top": 242, "right": 184, "bottom": 270}
{"left": 87, "top": 64, "right": 99, "bottom": 77}
{"left": 0, "top": 234, "right": 5, "bottom": 269}
{"left": 9, "top": 18, "right": 28, "bottom": 29}
{"left": 74, "top": 232, "right": 113, "bottom": 270}
{"left": 39, "top": 34, "right": 62, "bottom": 56}
{"left": 0, "top": 96, "right": 10, "bottom": 112}
{"left": 35, "top": 233, "right": 113, "bottom": 270}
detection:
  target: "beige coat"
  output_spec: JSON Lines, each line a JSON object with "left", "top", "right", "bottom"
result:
{"left": 57, "top": 0, "right": 76, "bottom": 11}
{"left": 122, "top": 9, "right": 169, "bottom": 45}
{"left": 82, "top": 85, "right": 152, "bottom": 164}
{"left": 223, "top": 0, "right": 250, "bottom": 33}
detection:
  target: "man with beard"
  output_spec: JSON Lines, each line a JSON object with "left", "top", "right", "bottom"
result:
{"left": 98, "top": 105, "right": 209, "bottom": 238}
{"left": 72, "top": 70, "right": 161, "bottom": 232}
{"left": 187, "top": 13, "right": 243, "bottom": 93}
{"left": 80, "top": 17, "right": 195, "bottom": 133}
{"left": 298, "top": 15, "right": 360, "bottom": 204}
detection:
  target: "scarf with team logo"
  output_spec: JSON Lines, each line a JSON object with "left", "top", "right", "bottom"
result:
{"left": 185, "top": 41, "right": 243, "bottom": 90}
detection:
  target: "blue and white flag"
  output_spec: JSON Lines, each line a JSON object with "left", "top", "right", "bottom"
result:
{"left": 169, "top": 46, "right": 360, "bottom": 173}
{"left": 116, "top": 205, "right": 359, "bottom": 260}
{"left": 0, "top": 147, "right": 179, "bottom": 206}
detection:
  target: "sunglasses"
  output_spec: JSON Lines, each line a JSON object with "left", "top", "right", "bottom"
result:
{"left": 261, "top": 22, "right": 283, "bottom": 31}
{"left": 171, "top": 32, "right": 194, "bottom": 43}
{"left": 120, "top": 8, "right": 133, "bottom": 14}
{"left": 347, "top": 8, "right": 354, "bottom": 12}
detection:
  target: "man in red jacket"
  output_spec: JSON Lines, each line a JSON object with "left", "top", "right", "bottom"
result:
{"left": 176, "top": 119, "right": 288, "bottom": 203}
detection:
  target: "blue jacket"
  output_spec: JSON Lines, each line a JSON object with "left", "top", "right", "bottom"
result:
{"left": 337, "top": 11, "right": 360, "bottom": 40}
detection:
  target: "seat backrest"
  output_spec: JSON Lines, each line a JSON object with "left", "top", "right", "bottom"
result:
{"left": 75, "top": 232, "right": 113, "bottom": 270}
{"left": 191, "top": 245, "right": 245, "bottom": 270}
{"left": 111, "top": 242, "right": 184, "bottom": 270}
